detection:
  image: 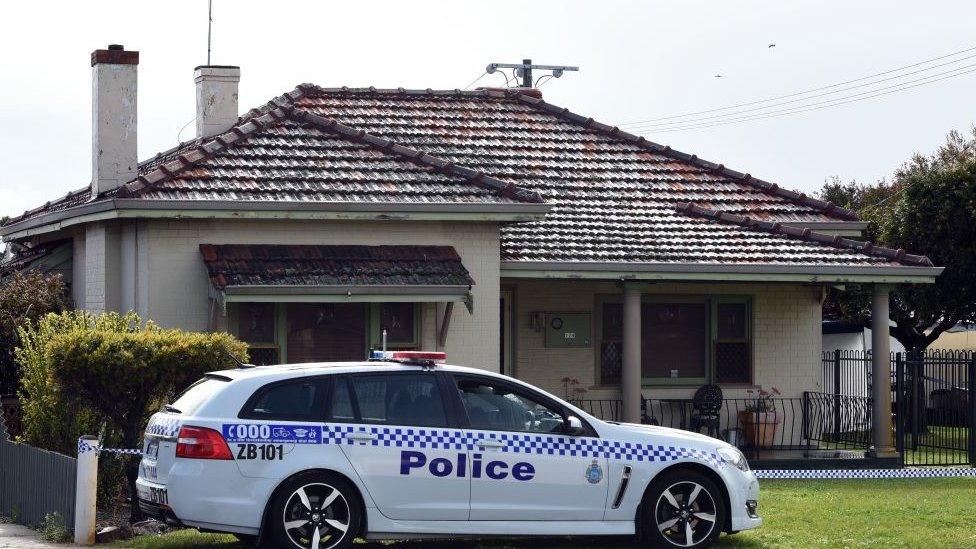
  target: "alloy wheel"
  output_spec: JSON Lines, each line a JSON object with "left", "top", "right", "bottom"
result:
{"left": 653, "top": 480, "right": 718, "bottom": 547}
{"left": 281, "top": 482, "right": 351, "bottom": 549}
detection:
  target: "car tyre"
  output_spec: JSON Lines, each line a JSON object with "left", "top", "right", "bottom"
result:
{"left": 640, "top": 469, "right": 726, "bottom": 548}
{"left": 266, "top": 471, "right": 362, "bottom": 549}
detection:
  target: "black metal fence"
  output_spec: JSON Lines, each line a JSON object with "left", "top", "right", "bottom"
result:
{"left": 894, "top": 349, "right": 974, "bottom": 466}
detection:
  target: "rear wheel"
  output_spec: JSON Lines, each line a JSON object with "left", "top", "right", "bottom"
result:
{"left": 640, "top": 469, "right": 725, "bottom": 548}
{"left": 266, "top": 472, "right": 361, "bottom": 549}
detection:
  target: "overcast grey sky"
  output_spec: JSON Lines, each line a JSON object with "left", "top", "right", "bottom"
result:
{"left": 1, "top": 0, "right": 973, "bottom": 218}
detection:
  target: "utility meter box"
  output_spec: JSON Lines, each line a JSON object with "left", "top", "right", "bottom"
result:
{"left": 545, "top": 313, "right": 592, "bottom": 347}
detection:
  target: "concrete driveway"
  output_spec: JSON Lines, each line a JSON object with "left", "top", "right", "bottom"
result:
{"left": 0, "top": 523, "right": 69, "bottom": 548}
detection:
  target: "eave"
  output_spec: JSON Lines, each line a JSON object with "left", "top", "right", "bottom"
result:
{"left": 500, "top": 261, "right": 943, "bottom": 284}
{"left": 0, "top": 199, "right": 551, "bottom": 240}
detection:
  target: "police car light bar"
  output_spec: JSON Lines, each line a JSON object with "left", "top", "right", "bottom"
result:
{"left": 369, "top": 351, "right": 447, "bottom": 364}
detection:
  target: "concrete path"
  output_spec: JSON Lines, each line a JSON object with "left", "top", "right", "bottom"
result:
{"left": 0, "top": 523, "right": 69, "bottom": 548}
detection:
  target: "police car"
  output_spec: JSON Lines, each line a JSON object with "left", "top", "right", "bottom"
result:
{"left": 136, "top": 351, "right": 760, "bottom": 548}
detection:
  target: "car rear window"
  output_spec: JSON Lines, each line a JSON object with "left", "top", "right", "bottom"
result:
{"left": 242, "top": 378, "right": 326, "bottom": 420}
{"left": 170, "top": 377, "right": 228, "bottom": 415}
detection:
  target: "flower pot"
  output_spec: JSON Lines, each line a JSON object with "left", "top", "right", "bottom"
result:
{"left": 738, "top": 410, "right": 780, "bottom": 448}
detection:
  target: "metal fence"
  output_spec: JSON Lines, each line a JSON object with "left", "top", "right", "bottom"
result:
{"left": 0, "top": 401, "right": 76, "bottom": 526}
{"left": 573, "top": 393, "right": 873, "bottom": 458}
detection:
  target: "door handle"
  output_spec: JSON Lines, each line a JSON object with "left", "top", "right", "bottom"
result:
{"left": 477, "top": 439, "right": 507, "bottom": 450}
{"left": 345, "top": 432, "right": 377, "bottom": 443}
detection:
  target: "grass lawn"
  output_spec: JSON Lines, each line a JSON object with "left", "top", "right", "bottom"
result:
{"left": 113, "top": 478, "right": 976, "bottom": 549}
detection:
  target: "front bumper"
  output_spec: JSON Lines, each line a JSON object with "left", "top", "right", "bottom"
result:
{"left": 728, "top": 471, "right": 762, "bottom": 532}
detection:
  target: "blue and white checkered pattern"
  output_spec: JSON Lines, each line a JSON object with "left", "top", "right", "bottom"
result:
{"left": 145, "top": 415, "right": 181, "bottom": 438}
{"left": 754, "top": 468, "right": 976, "bottom": 479}
{"left": 76, "top": 437, "right": 144, "bottom": 456}
{"left": 321, "top": 424, "right": 723, "bottom": 466}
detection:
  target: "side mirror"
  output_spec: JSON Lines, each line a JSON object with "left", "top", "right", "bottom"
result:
{"left": 564, "top": 415, "right": 584, "bottom": 435}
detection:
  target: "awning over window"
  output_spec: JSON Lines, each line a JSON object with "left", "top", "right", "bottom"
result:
{"left": 200, "top": 244, "right": 474, "bottom": 311}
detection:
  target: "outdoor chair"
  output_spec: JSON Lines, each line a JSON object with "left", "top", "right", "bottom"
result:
{"left": 689, "top": 384, "right": 723, "bottom": 438}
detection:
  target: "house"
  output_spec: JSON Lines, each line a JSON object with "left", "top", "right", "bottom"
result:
{"left": 0, "top": 46, "right": 942, "bottom": 457}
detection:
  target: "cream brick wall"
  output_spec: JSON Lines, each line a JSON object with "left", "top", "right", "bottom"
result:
{"left": 507, "top": 279, "right": 824, "bottom": 400}
{"left": 141, "top": 219, "right": 501, "bottom": 371}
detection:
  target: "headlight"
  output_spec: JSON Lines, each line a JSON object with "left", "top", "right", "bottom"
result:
{"left": 717, "top": 447, "right": 750, "bottom": 472}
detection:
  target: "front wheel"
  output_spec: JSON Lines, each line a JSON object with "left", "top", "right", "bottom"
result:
{"left": 266, "top": 472, "right": 361, "bottom": 549}
{"left": 640, "top": 469, "right": 726, "bottom": 548}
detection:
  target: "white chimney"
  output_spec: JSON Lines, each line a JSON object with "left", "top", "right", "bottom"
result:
{"left": 91, "top": 45, "right": 139, "bottom": 198}
{"left": 194, "top": 65, "right": 240, "bottom": 139}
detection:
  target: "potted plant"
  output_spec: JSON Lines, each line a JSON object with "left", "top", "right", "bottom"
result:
{"left": 738, "top": 387, "right": 781, "bottom": 447}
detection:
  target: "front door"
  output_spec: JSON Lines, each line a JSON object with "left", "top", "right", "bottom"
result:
{"left": 453, "top": 374, "right": 609, "bottom": 521}
{"left": 332, "top": 371, "right": 469, "bottom": 520}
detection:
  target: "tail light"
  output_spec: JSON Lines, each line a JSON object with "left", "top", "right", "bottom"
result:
{"left": 175, "top": 426, "right": 233, "bottom": 460}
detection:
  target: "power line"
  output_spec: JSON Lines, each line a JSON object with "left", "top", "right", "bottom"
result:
{"left": 620, "top": 44, "right": 976, "bottom": 127}
{"left": 463, "top": 71, "right": 489, "bottom": 90}
{"left": 625, "top": 55, "right": 976, "bottom": 130}
{"left": 637, "top": 66, "right": 976, "bottom": 133}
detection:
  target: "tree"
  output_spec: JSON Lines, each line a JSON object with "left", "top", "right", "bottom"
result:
{"left": 0, "top": 271, "right": 70, "bottom": 394}
{"left": 44, "top": 320, "right": 248, "bottom": 520}
{"left": 821, "top": 128, "right": 976, "bottom": 351}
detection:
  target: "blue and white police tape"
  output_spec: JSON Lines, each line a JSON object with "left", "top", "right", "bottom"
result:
{"left": 76, "top": 438, "right": 143, "bottom": 456}
{"left": 754, "top": 468, "right": 976, "bottom": 479}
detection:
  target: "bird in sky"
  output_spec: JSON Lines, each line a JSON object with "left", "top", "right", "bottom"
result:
{"left": 769, "top": 43, "right": 776, "bottom": 48}
{"left": 714, "top": 74, "right": 722, "bottom": 78}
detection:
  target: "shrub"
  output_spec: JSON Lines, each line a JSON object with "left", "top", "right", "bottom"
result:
{"left": 0, "top": 271, "right": 70, "bottom": 394}
{"left": 44, "top": 322, "right": 247, "bottom": 520}
{"left": 15, "top": 311, "right": 143, "bottom": 455}
{"left": 38, "top": 512, "right": 71, "bottom": 543}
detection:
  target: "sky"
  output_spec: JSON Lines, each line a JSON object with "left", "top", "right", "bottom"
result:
{"left": 0, "top": 0, "right": 974, "bottom": 219}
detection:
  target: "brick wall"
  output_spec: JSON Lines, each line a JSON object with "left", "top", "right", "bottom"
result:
{"left": 507, "top": 279, "right": 824, "bottom": 400}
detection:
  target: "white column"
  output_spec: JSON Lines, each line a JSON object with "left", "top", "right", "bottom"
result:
{"left": 871, "top": 284, "right": 894, "bottom": 452}
{"left": 74, "top": 436, "right": 99, "bottom": 545}
{"left": 622, "top": 284, "right": 642, "bottom": 423}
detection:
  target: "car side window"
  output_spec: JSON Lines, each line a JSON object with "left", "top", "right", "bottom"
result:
{"left": 329, "top": 377, "right": 356, "bottom": 421}
{"left": 456, "top": 378, "right": 566, "bottom": 434}
{"left": 245, "top": 379, "right": 323, "bottom": 420}
{"left": 347, "top": 373, "right": 447, "bottom": 427}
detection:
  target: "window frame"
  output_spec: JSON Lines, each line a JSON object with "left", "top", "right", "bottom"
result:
{"left": 327, "top": 370, "right": 457, "bottom": 428}
{"left": 594, "top": 294, "right": 754, "bottom": 387}
{"left": 237, "top": 375, "right": 331, "bottom": 421}
{"left": 369, "top": 303, "right": 422, "bottom": 349}
{"left": 446, "top": 373, "right": 598, "bottom": 437}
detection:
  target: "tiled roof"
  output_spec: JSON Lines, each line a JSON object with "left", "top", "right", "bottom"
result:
{"left": 199, "top": 244, "right": 474, "bottom": 289}
{"left": 5, "top": 85, "right": 933, "bottom": 269}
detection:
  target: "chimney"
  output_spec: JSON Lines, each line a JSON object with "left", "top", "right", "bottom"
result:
{"left": 91, "top": 44, "right": 139, "bottom": 198}
{"left": 194, "top": 65, "right": 240, "bottom": 139}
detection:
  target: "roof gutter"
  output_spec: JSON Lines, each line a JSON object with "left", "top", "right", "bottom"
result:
{"left": 500, "top": 261, "right": 944, "bottom": 284}
{"left": 1, "top": 199, "right": 551, "bottom": 239}
{"left": 216, "top": 284, "right": 474, "bottom": 312}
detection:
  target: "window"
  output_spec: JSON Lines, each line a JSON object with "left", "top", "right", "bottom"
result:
{"left": 642, "top": 302, "right": 708, "bottom": 381}
{"left": 456, "top": 378, "right": 566, "bottom": 434}
{"left": 244, "top": 379, "right": 325, "bottom": 420}
{"left": 597, "top": 296, "right": 752, "bottom": 385}
{"left": 236, "top": 303, "right": 279, "bottom": 365}
{"left": 347, "top": 374, "right": 447, "bottom": 427}
{"left": 329, "top": 377, "right": 356, "bottom": 421}
{"left": 287, "top": 303, "right": 367, "bottom": 362}
{"left": 371, "top": 303, "right": 420, "bottom": 349}
{"left": 171, "top": 376, "right": 228, "bottom": 415}
{"left": 714, "top": 300, "right": 751, "bottom": 384}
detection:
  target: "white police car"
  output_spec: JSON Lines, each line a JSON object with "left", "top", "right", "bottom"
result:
{"left": 136, "top": 351, "right": 760, "bottom": 548}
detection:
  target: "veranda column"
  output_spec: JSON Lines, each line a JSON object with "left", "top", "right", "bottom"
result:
{"left": 622, "top": 283, "right": 643, "bottom": 423}
{"left": 871, "top": 283, "right": 894, "bottom": 452}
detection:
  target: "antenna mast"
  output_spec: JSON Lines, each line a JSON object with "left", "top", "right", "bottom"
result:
{"left": 207, "top": 0, "right": 213, "bottom": 65}
{"left": 486, "top": 59, "right": 579, "bottom": 88}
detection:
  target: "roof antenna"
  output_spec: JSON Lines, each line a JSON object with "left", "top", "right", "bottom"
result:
{"left": 486, "top": 60, "right": 579, "bottom": 88}
{"left": 226, "top": 349, "right": 254, "bottom": 369}
{"left": 207, "top": 0, "right": 214, "bottom": 65}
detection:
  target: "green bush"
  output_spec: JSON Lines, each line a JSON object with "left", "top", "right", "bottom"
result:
{"left": 16, "top": 311, "right": 144, "bottom": 455}
{"left": 44, "top": 319, "right": 247, "bottom": 520}
{"left": 0, "top": 271, "right": 70, "bottom": 394}
{"left": 38, "top": 512, "right": 71, "bottom": 543}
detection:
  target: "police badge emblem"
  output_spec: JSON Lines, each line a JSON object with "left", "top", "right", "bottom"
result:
{"left": 585, "top": 459, "right": 603, "bottom": 484}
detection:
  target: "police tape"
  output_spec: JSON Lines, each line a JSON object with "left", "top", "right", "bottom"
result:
{"left": 753, "top": 468, "right": 976, "bottom": 479}
{"left": 76, "top": 439, "right": 143, "bottom": 456}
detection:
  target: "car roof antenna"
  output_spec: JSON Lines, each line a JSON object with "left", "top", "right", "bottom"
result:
{"left": 227, "top": 349, "right": 255, "bottom": 369}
